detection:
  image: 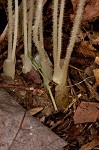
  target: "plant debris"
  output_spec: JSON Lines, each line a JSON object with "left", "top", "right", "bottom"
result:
{"left": 74, "top": 101, "right": 99, "bottom": 124}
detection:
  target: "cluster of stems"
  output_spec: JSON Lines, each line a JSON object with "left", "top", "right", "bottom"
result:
{"left": 21, "top": 0, "right": 34, "bottom": 74}
{"left": 52, "top": 0, "right": 86, "bottom": 108}
{"left": 3, "top": 0, "right": 86, "bottom": 110}
{"left": 33, "top": 0, "right": 57, "bottom": 110}
{"left": 33, "top": 0, "right": 53, "bottom": 84}
{"left": 3, "top": 0, "right": 18, "bottom": 79}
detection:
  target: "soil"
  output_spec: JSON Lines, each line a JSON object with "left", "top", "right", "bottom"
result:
{"left": 0, "top": 0, "right": 99, "bottom": 149}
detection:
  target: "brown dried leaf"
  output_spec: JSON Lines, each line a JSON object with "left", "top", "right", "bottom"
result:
{"left": 74, "top": 101, "right": 99, "bottom": 124}
{"left": 80, "top": 138, "right": 99, "bottom": 150}
{"left": 93, "top": 69, "right": 99, "bottom": 88}
{"left": 26, "top": 67, "right": 42, "bottom": 84}
{"left": 71, "top": 0, "right": 99, "bottom": 21}
{"left": 78, "top": 41, "right": 96, "bottom": 58}
{"left": 83, "top": 0, "right": 99, "bottom": 21}
{"left": 95, "top": 56, "right": 99, "bottom": 65}
{"left": 28, "top": 107, "right": 43, "bottom": 116}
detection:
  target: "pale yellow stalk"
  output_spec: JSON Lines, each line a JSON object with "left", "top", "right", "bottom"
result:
{"left": 8, "top": 0, "right": 12, "bottom": 59}
{"left": 33, "top": 0, "right": 44, "bottom": 58}
{"left": 33, "top": 0, "right": 57, "bottom": 110}
{"left": 53, "top": 0, "right": 58, "bottom": 66}
{"left": 33, "top": 0, "right": 52, "bottom": 83}
{"left": 21, "top": 0, "right": 33, "bottom": 74}
{"left": 3, "top": 0, "right": 18, "bottom": 79}
{"left": 12, "top": 0, "right": 18, "bottom": 61}
{"left": 52, "top": 0, "right": 65, "bottom": 84}
{"left": 54, "top": 0, "right": 86, "bottom": 108}
{"left": 23, "top": 0, "right": 27, "bottom": 56}
{"left": 62, "top": 0, "right": 86, "bottom": 86}
{"left": 28, "top": 0, "right": 34, "bottom": 54}
{"left": 57, "top": 0, "right": 65, "bottom": 68}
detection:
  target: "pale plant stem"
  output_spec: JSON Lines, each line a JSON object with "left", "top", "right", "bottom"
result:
{"left": 33, "top": 0, "right": 55, "bottom": 110}
{"left": 33, "top": 0, "right": 43, "bottom": 54}
{"left": 19, "top": 2, "right": 23, "bottom": 38}
{"left": 53, "top": 0, "right": 86, "bottom": 108}
{"left": 53, "top": 0, "right": 58, "bottom": 67}
{"left": 8, "top": 0, "right": 12, "bottom": 59}
{"left": 52, "top": 0, "right": 66, "bottom": 84}
{"left": 23, "top": 0, "right": 28, "bottom": 56}
{"left": 12, "top": 0, "right": 18, "bottom": 61}
{"left": 61, "top": 0, "right": 86, "bottom": 86}
{"left": 47, "top": 84, "right": 58, "bottom": 111}
{"left": 3, "top": 0, "right": 18, "bottom": 79}
{"left": 28, "top": 0, "right": 34, "bottom": 54}
{"left": 37, "top": 3, "right": 53, "bottom": 83}
{"left": 39, "top": 12, "right": 44, "bottom": 48}
{"left": 33, "top": 0, "right": 46, "bottom": 59}
{"left": 57, "top": 0, "right": 65, "bottom": 68}
{"left": 0, "top": 24, "right": 8, "bottom": 43}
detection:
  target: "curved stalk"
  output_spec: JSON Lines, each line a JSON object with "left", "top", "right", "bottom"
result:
{"left": 61, "top": 0, "right": 86, "bottom": 86}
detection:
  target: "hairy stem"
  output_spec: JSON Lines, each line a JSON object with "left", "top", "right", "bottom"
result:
{"left": 52, "top": 0, "right": 66, "bottom": 84}
{"left": 62, "top": 0, "right": 86, "bottom": 86}
{"left": 33, "top": 0, "right": 44, "bottom": 58}
{"left": 54, "top": 0, "right": 86, "bottom": 108}
{"left": 12, "top": 0, "right": 18, "bottom": 61}
{"left": 33, "top": 0, "right": 52, "bottom": 83}
{"left": 28, "top": 0, "right": 34, "bottom": 54}
{"left": 57, "top": 0, "right": 65, "bottom": 68}
{"left": 8, "top": 0, "right": 12, "bottom": 59}
{"left": 23, "top": 0, "right": 27, "bottom": 56}
{"left": 53, "top": 0, "right": 58, "bottom": 67}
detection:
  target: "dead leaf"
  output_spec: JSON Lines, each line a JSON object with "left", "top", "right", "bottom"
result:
{"left": 78, "top": 41, "right": 96, "bottom": 58}
{"left": 68, "top": 125, "right": 83, "bottom": 137}
{"left": 83, "top": 0, "right": 99, "bottom": 21}
{"left": 93, "top": 69, "right": 99, "bottom": 88}
{"left": 28, "top": 107, "right": 43, "bottom": 116}
{"left": 95, "top": 56, "right": 99, "bottom": 65}
{"left": 26, "top": 67, "right": 42, "bottom": 84}
{"left": 71, "top": 0, "right": 99, "bottom": 21}
{"left": 74, "top": 101, "right": 99, "bottom": 124}
{"left": 84, "top": 66, "right": 95, "bottom": 77}
{"left": 80, "top": 138, "right": 99, "bottom": 150}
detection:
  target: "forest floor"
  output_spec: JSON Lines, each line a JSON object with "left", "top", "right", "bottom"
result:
{"left": 0, "top": 0, "right": 99, "bottom": 149}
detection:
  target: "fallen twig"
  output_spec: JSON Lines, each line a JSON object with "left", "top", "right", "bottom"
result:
{"left": 0, "top": 83, "right": 35, "bottom": 91}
